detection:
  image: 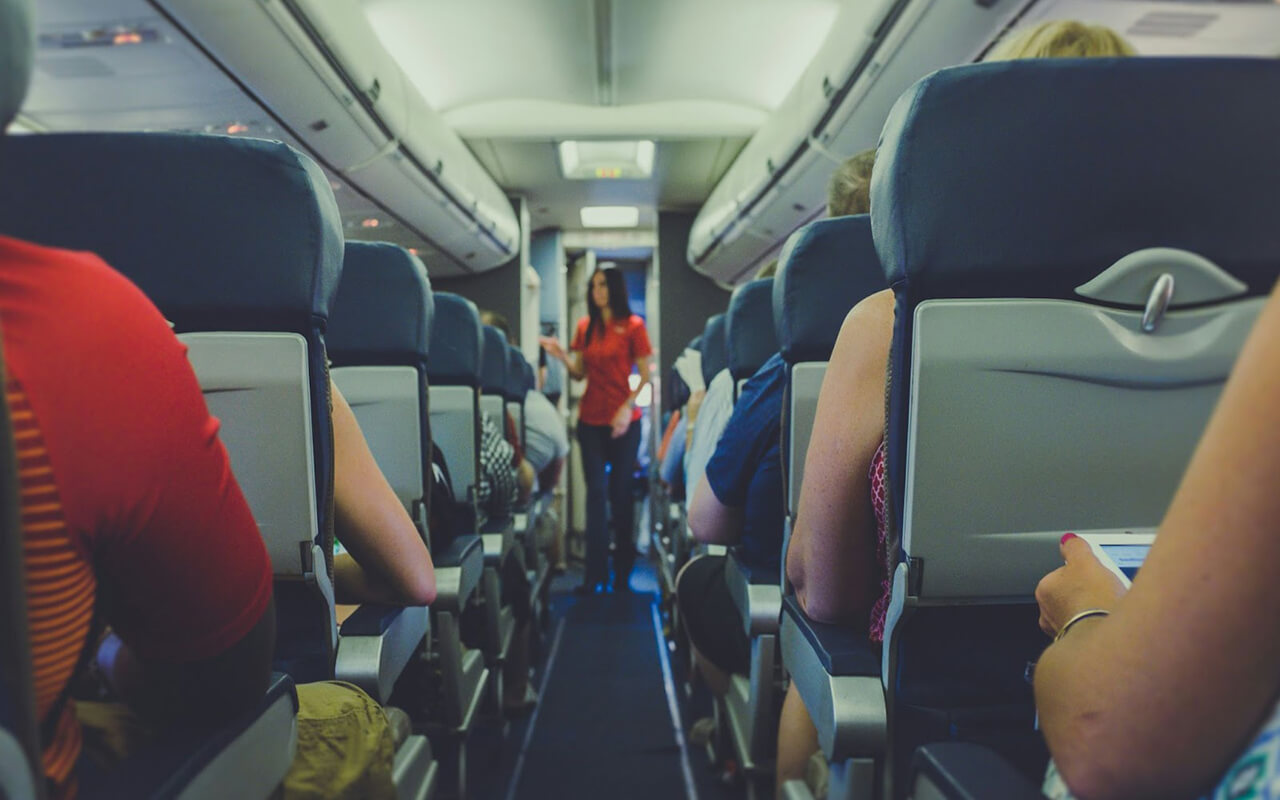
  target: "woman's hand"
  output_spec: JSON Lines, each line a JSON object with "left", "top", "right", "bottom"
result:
{"left": 1035, "top": 534, "right": 1127, "bottom": 636}
{"left": 539, "top": 336, "right": 565, "bottom": 362}
{"left": 610, "top": 401, "right": 632, "bottom": 438}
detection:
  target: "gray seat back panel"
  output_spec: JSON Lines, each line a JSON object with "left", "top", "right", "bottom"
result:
{"left": 480, "top": 394, "right": 505, "bottom": 431}
{"left": 903, "top": 297, "right": 1265, "bottom": 600}
{"left": 787, "top": 363, "right": 827, "bottom": 518}
{"left": 332, "top": 367, "right": 423, "bottom": 514}
{"left": 181, "top": 333, "right": 318, "bottom": 577}
{"left": 175, "top": 690, "right": 298, "bottom": 800}
{"left": 428, "top": 385, "right": 478, "bottom": 502}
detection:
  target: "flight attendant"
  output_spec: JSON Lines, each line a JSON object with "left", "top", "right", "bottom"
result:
{"left": 542, "top": 266, "right": 652, "bottom": 594}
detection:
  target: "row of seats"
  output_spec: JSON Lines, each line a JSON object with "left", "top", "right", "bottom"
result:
{"left": 653, "top": 55, "right": 1280, "bottom": 800}
{"left": 0, "top": 129, "right": 553, "bottom": 799}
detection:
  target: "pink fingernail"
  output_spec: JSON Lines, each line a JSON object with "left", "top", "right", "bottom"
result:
{"left": 1060, "top": 533, "right": 1078, "bottom": 545}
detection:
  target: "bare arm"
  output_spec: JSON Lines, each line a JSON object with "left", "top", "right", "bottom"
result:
{"left": 1035, "top": 286, "right": 1280, "bottom": 799}
{"left": 331, "top": 382, "right": 436, "bottom": 606}
{"left": 687, "top": 473, "right": 744, "bottom": 545}
{"left": 786, "top": 289, "right": 893, "bottom": 626}
{"left": 539, "top": 336, "right": 585, "bottom": 380}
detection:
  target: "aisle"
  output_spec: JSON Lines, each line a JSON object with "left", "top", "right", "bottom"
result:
{"left": 506, "top": 563, "right": 696, "bottom": 800}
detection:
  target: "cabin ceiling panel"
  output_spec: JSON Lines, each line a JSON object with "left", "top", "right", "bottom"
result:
{"left": 610, "top": 0, "right": 840, "bottom": 109}
{"left": 467, "top": 138, "right": 746, "bottom": 232}
{"left": 1016, "top": 0, "right": 1280, "bottom": 57}
{"left": 361, "top": 0, "right": 839, "bottom": 138}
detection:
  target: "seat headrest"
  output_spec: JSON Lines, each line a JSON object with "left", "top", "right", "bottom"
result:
{"left": 521, "top": 359, "right": 536, "bottom": 394}
{"left": 873, "top": 58, "right": 1280, "bottom": 302}
{"left": 688, "top": 334, "right": 702, "bottom": 353}
{"left": 428, "top": 293, "right": 484, "bottom": 386}
{"left": 481, "top": 325, "right": 508, "bottom": 394}
{"left": 1, "top": 0, "right": 31, "bottom": 129}
{"left": 0, "top": 133, "right": 343, "bottom": 333}
{"left": 700, "top": 314, "right": 727, "bottom": 387}
{"left": 774, "top": 216, "right": 885, "bottom": 363}
{"left": 504, "top": 346, "right": 527, "bottom": 401}
{"left": 727, "top": 278, "right": 778, "bottom": 380}
{"left": 329, "top": 242, "right": 434, "bottom": 367}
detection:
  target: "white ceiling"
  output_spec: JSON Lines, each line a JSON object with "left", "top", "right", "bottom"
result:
{"left": 357, "top": 0, "right": 841, "bottom": 240}
{"left": 360, "top": 0, "right": 841, "bottom": 137}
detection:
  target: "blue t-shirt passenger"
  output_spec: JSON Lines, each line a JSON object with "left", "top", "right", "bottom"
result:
{"left": 704, "top": 352, "right": 786, "bottom": 577}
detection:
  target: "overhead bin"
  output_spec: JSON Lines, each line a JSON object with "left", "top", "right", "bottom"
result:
{"left": 688, "top": 0, "right": 1023, "bottom": 283}
{"left": 154, "top": 0, "right": 519, "bottom": 271}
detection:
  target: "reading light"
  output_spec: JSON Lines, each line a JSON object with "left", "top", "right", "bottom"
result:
{"left": 559, "top": 141, "right": 656, "bottom": 180}
{"left": 580, "top": 206, "right": 640, "bottom": 228}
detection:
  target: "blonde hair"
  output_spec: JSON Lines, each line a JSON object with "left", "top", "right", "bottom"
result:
{"left": 988, "top": 20, "right": 1136, "bottom": 61}
{"left": 826, "top": 148, "right": 877, "bottom": 218}
{"left": 755, "top": 259, "right": 779, "bottom": 280}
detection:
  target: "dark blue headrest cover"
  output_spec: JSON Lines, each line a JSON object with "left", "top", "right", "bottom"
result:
{"left": 0, "top": 133, "right": 343, "bottom": 333}
{"left": 329, "top": 242, "right": 434, "bottom": 367}
{"left": 504, "top": 346, "right": 527, "bottom": 401}
{"left": 774, "top": 216, "right": 885, "bottom": 364}
{"left": 873, "top": 58, "right": 1280, "bottom": 301}
{"left": 428, "top": 293, "right": 484, "bottom": 386}
{"left": 481, "top": 325, "right": 508, "bottom": 394}
{"left": 700, "top": 314, "right": 727, "bottom": 386}
{"left": 521, "top": 359, "right": 536, "bottom": 393}
{"left": 1, "top": 0, "right": 31, "bottom": 128}
{"left": 688, "top": 335, "right": 702, "bottom": 354}
{"left": 875, "top": 57, "right": 1280, "bottom": 542}
{"left": 727, "top": 278, "right": 778, "bottom": 380}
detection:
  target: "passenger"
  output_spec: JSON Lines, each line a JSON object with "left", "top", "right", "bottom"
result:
{"left": 779, "top": 22, "right": 1135, "bottom": 797}
{"left": 826, "top": 148, "right": 876, "bottom": 217}
{"left": 682, "top": 352, "right": 734, "bottom": 514}
{"left": 679, "top": 345, "right": 787, "bottom": 695}
{"left": 540, "top": 266, "right": 653, "bottom": 594}
{"left": 1033, "top": 282, "right": 1280, "bottom": 799}
{"left": 1, "top": 234, "right": 277, "bottom": 800}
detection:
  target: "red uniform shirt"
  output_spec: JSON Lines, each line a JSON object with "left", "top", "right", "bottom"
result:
{"left": 570, "top": 314, "right": 652, "bottom": 426}
{"left": 0, "top": 236, "right": 273, "bottom": 797}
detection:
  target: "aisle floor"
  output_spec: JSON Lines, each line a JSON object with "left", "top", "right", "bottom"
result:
{"left": 466, "top": 561, "right": 737, "bottom": 800}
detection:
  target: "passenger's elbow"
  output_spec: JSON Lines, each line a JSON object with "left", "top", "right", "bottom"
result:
{"left": 403, "top": 571, "right": 437, "bottom": 606}
{"left": 1050, "top": 718, "right": 1188, "bottom": 800}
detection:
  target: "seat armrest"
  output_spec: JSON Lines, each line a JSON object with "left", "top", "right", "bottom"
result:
{"left": 80, "top": 673, "right": 298, "bottom": 800}
{"left": 911, "top": 743, "right": 1044, "bottom": 800}
{"left": 336, "top": 604, "right": 429, "bottom": 703}
{"left": 434, "top": 534, "right": 484, "bottom": 611}
{"left": 481, "top": 517, "right": 515, "bottom": 565}
{"left": 780, "top": 596, "right": 884, "bottom": 760}
{"left": 725, "top": 551, "right": 782, "bottom": 637}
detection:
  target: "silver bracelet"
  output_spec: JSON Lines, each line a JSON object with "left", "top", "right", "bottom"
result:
{"left": 1054, "top": 608, "right": 1111, "bottom": 643}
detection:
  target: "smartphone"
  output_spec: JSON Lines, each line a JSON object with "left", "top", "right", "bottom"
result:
{"left": 1075, "top": 530, "right": 1156, "bottom": 588}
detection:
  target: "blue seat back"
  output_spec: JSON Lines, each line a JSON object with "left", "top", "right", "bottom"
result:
{"left": 773, "top": 215, "right": 885, "bottom": 520}
{"left": 479, "top": 325, "right": 508, "bottom": 430}
{"left": 700, "top": 314, "right": 728, "bottom": 387}
{"left": 0, "top": 132, "right": 343, "bottom": 682}
{"left": 726, "top": 278, "right": 778, "bottom": 385}
{"left": 329, "top": 242, "right": 434, "bottom": 369}
{"left": 428, "top": 293, "right": 484, "bottom": 388}
{"left": 427, "top": 293, "right": 484, "bottom": 516}
{"left": 872, "top": 57, "right": 1280, "bottom": 785}
{"left": 328, "top": 242, "right": 435, "bottom": 524}
{"left": 504, "top": 346, "right": 528, "bottom": 402}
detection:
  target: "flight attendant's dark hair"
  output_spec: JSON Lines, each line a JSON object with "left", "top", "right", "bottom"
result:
{"left": 585, "top": 266, "right": 632, "bottom": 345}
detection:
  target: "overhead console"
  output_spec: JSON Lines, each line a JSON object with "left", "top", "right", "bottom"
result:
{"left": 687, "top": 0, "right": 1023, "bottom": 284}
{"left": 155, "top": 0, "right": 519, "bottom": 272}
